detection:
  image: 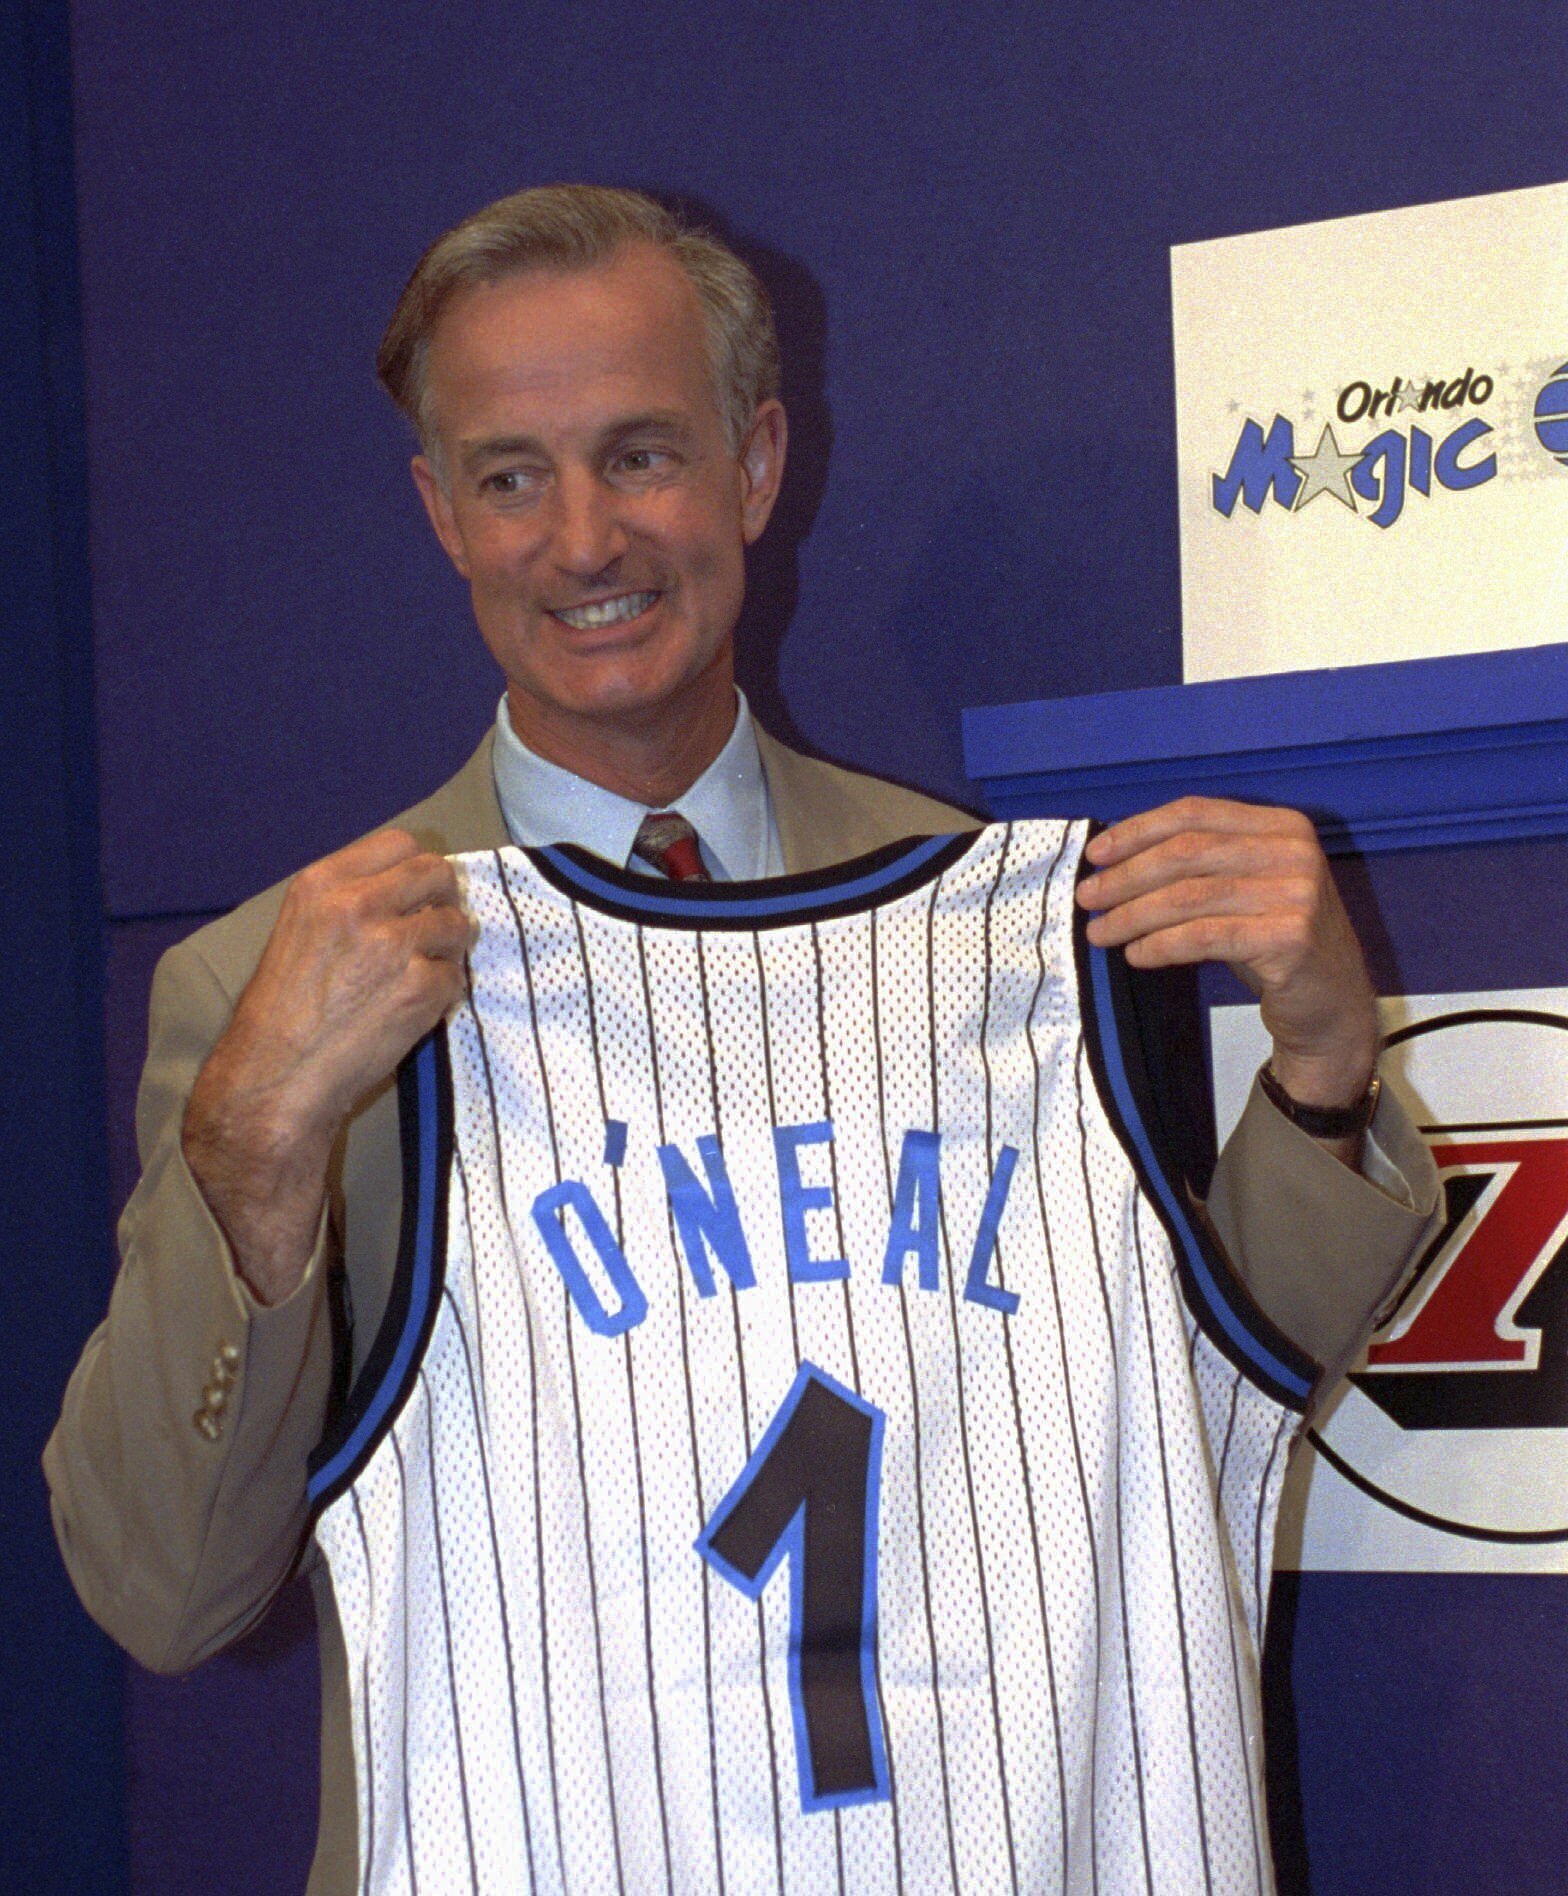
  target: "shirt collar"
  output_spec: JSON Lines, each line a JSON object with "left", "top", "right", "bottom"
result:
{"left": 490, "top": 688, "right": 780, "bottom": 881}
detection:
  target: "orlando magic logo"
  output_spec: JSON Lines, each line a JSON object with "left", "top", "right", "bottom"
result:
{"left": 1534, "top": 361, "right": 1568, "bottom": 469}
{"left": 1210, "top": 359, "right": 1568, "bottom": 530}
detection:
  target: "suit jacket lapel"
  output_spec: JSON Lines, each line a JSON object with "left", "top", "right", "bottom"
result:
{"left": 756, "top": 723, "right": 976, "bottom": 874}
{"left": 756, "top": 724, "right": 864, "bottom": 874}
{"left": 394, "top": 730, "right": 512, "bottom": 855}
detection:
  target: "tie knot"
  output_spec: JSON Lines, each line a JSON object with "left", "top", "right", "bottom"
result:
{"left": 631, "top": 811, "right": 711, "bottom": 882}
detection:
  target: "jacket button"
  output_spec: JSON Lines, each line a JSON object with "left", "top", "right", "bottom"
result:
{"left": 193, "top": 1408, "right": 222, "bottom": 1442}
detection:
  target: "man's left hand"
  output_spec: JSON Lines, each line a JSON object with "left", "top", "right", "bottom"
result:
{"left": 1075, "top": 796, "right": 1379, "bottom": 1141}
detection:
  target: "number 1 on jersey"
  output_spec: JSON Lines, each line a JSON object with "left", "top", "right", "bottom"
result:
{"left": 697, "top": 1364, "right": 891, "bottom": 1813}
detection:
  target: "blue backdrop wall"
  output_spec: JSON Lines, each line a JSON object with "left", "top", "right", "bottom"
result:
{"left": 24, "top": 0, "right": 1568, "bottom": 1887}
{"left": 2, "top": 1, "right": 121, "bottom": 1888}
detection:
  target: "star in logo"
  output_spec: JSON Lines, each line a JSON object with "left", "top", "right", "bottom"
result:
{"left": 1290, "top": 423, "right": 1362, "bottom": 512}
{"left": 1396, "top": 374, "right": 1427, "bottom": 413}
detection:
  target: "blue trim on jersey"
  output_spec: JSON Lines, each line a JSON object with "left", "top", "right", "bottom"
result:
{"left": 307, "top": 1035, "right": 442, "bottom": 1503}
{"left": 536, "top": 832, "right": 955, "bottom": 920}
{"left": 696, "top": 1364, "right": 891, "bottom": 1814}
{"left": 1086, "top": 943, "right": 1315, "bottom": 1405}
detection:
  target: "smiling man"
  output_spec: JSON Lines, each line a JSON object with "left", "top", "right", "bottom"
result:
{"left": 48, "top": 186, "right": 1440, "bottom": 1893}
{"left": 405, "top": 243, "right": 784, "bottom": 806}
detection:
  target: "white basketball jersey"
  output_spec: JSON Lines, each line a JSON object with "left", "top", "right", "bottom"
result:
{"left": 309, "top": 821, "right": 1316, "bottom": 1895}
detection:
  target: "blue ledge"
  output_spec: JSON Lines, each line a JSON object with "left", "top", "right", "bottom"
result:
{"left": 962, "top": 643, "right": 1568, "bottom": 855}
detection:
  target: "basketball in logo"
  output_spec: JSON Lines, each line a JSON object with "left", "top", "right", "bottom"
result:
{"left": 1308, "top": 1008, "right": 1568, "bottom": 1543}
{"left": 1532, "top": 361, "right": 1568, "bottom": 468}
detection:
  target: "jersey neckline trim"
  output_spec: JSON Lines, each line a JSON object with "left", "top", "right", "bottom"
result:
{"left": 521, "top": 830, "right": 979, "bottom": 929}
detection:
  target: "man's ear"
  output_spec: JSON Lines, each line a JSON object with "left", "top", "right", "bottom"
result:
{"left": 411, "top": 454, "right": 471, "bottom": 579}
{"left": 738, "top": 400, "right": 788, "bottom": 546}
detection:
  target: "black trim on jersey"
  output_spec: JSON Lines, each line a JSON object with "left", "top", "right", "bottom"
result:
{"left": 1073, "top": 848, "right": 1319, "bottom": 1411}
{"left": 526, "top": 830, "right": 979, "bottom": 929}
{"left": 306, "top": 1025, "right": 454, "bottom": 1515}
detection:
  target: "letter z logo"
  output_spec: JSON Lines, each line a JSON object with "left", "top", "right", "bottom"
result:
{"left": 1300, "top": 1005, "right": 1568, "bottom": 1547}
{"left": 1355, "top": 1134, "right": 1568, "bottom": 1430}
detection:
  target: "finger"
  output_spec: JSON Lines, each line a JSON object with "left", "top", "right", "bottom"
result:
{"left": 382, "top": 955, "right": 468, "bottom": 1052}
{"left": 330, "top": 826, "right": 426, "bottom": 876}
{"left": 1078, "top": 828, "right": 1320, "bottom": 912}
{"left": 405, "top": 901, "right": 477, "bottom": 964}
{"left": 1083, "top": 873, "right": 1304, "bottom": 948}
{"left": 1082, "top": 798, "right": 1312, "bottom": 869}
{"left": 1090, "top": 913, "right": 1287, "bottom": 976}
{"left": 286, "top": 829, "right": 427, "bottom": 916}
{"left": 366, "top": 850, "right": 464, "bottom": 918}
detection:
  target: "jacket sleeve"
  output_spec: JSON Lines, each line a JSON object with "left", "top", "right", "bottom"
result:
{"left": 43, "top": 934, "right": 335, "bottom": 1675}
{"left": 1207, "top": 1075, "right": 1445, "bottom": 1393}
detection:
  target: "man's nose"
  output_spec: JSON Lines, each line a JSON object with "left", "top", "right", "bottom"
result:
{"left": 548, "top": 469, "right": 627, "bottom": 575}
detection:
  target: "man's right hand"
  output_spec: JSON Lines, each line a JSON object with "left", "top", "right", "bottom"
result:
{"left": 182, "top": 829, "right": 472, "bottom": 1306}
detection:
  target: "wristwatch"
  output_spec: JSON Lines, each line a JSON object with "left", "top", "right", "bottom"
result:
{"left": 1257, "top": 1060, "right": 1381, "bottom": 1139}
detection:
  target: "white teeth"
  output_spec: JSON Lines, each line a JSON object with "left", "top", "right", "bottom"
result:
{"left": 555, "top": 591, "right": 657, "bottom": 630}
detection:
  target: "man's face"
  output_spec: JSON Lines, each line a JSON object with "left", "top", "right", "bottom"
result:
{"left": 412, "top": 243, "right": 785, "bottom": 760}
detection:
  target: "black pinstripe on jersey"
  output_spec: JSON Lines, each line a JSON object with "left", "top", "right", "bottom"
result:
{"left": 311, "top": 824, "right": 1300, "bottom": 1895}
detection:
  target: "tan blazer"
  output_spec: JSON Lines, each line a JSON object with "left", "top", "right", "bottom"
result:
{"left": 46, "top": 727, "right": 1441, "bottom": 1893}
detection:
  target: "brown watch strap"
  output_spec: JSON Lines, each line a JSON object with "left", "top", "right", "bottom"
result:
{"left": 1257, "top": 1061, "right": 1381, "bottom": 1138}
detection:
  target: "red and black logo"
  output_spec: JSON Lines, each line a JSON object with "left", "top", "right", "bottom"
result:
{"left": 1309, "top": 1009, "right": 1568, "bottom": 1544}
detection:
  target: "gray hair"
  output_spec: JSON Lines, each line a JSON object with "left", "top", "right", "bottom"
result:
{"left": 377, "top": 184, "right": 780, "bottom": 468}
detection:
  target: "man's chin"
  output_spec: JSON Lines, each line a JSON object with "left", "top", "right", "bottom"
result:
{"left": 507, "top": 659, "right": 731, "bottom": 740}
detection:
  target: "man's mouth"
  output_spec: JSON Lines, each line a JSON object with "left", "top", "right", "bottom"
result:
{"left": 553, "top": 591, "right": 659, "bottom": 631}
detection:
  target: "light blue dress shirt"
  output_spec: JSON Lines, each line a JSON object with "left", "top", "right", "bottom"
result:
{"left": 490, "top": 689, "right": 785, "bottom": 881}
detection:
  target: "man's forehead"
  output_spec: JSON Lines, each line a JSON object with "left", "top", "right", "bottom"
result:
{"left": 418, "top": 244, "right": 725, "bottom": 449}
{"left": 430, "top": 246, "right": 708, "bottom": 377}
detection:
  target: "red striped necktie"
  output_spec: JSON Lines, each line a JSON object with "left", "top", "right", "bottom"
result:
{"left": 630, "top": 811, "right": 712, "bottom": 883}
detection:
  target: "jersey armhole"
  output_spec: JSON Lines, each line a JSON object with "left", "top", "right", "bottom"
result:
{"left": 1073, "top": 907, "right": 1319, "bottom": 1413}
{"left": 306, "top": 1026, "right": 454, "bottom": 1514}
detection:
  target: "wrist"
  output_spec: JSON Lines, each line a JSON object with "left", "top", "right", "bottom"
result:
{"left": 186, "top": 1015, "right": 344, "bottom": 1163}
{"left": 1265, "top": 1032, "right": 1378, "bottom": 1112}
{"left": 184, "top": 1063, "right": 336, "bottom": 1307}
{"left": 1258, "top": 1058, "right": 1381, "bottom": 1140}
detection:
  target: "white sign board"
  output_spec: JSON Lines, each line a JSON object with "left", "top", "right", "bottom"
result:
{"left": 1212, "top": 989, "right": 1568, "bottom": 1573}
{"left": 1173, "top": 181, "right": 1568, "bottom": 683}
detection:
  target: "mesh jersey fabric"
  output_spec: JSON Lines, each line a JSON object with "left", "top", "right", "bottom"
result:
{"left": 309, "top": 820, "right": 1315, "bottom": 1895}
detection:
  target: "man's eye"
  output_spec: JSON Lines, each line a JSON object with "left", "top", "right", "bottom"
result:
{"left": 481, "top": 470, "right": 532, "bottom": 496}
{"left": 617, "top": 448, "right": 667, "bottom": 474}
